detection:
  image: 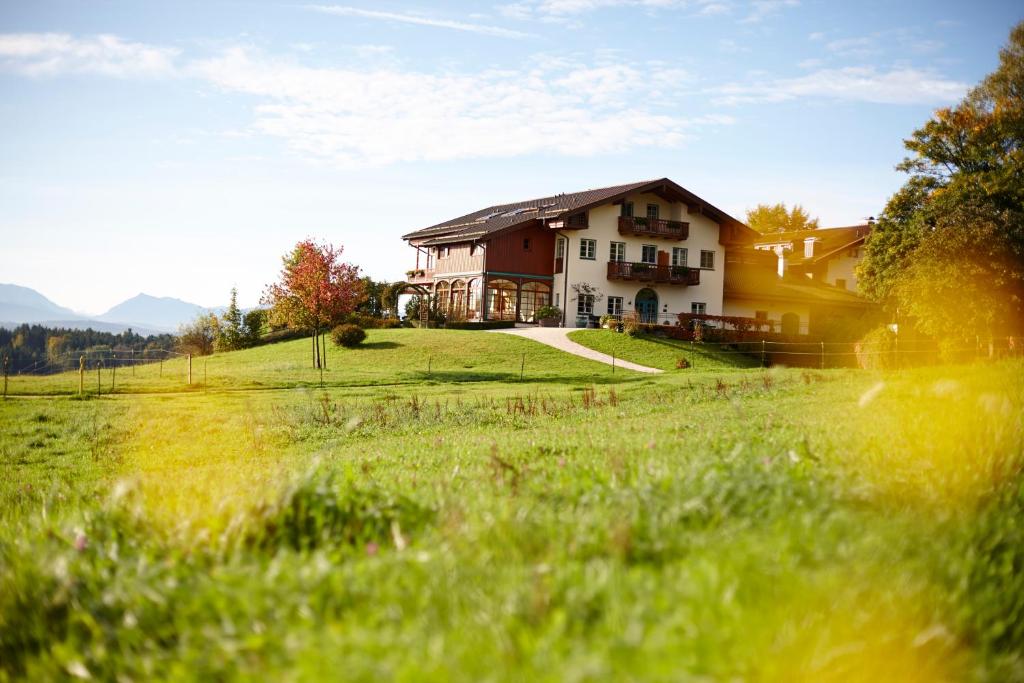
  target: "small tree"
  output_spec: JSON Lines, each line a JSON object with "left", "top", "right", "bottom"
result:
{"left": 177, "top": 313, "right": 220, "bottom": 356}
{"left": 217, "top": 287, "right": 244, "bottom": 352}
{"left": 262, "top": 239, "right": 365, "bottom": 368}
{"left": 242, "top": 309, "right": 267, "bottom": 346}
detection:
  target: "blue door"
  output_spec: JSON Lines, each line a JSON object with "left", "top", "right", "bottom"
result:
{"left": 635, "top": 288, "right": 658, "bottom": 323}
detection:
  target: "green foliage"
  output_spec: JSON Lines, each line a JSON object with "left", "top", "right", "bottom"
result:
{"left": 216, "top": 287, "right": 245, "bottom": 352}
{"left": 0, "top": 325, "right": 175, "bottom": 373}
{"left": 535, "top": 305, "right": 561, "bottom": 320}
{"left": 860, "top": 22, "right": 1024, "bottom": 342}
{"left": 443, "top": 320, "right": 515, "bottom": 330}
{"left": 177, "top": 313, "right": 220, "bottom": 356}
{"left": 745, "top": 202, "right": 820, "bottom": 233}
{"left": 242, "top": 309, "right": 267, "bottom": 345}
{"left": 856, "top": 325, "right": 898, "bottom": 370}
{"left": 330, "top": 323, "right": 366, "bottom": 348}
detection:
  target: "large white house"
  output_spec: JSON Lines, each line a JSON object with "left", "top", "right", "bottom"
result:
{"left": 402, "top": 178, "right": 755, "bottom": 326}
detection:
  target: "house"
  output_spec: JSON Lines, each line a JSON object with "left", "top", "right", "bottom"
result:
{"left": 401, "top": 178, "right": 756, "bottom": 326}
{"left": 721, "top": 249, "right": 874, "bottom": 336}
{"left": 752, "top": 224, "right": 873, "bottom": 292}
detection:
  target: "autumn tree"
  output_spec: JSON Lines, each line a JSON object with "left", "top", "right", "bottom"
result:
{"left": 262, "top": 239, "right": 364, "bottom": 368}
{"left": 858, "top": 22, "right": 1024, "bottom": 356}
{"left": 745, "top": 203, "right": 820, "bottom": 233}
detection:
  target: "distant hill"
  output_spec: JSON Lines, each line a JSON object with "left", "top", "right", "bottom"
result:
{"left": 0, "top": 285, "right": 214, "bottom": 334}
{"left": 98, "top": 294, "right": 209, "bottom": 332}
{"left": 0, "top": 283, "right": 81, "bottom": 323}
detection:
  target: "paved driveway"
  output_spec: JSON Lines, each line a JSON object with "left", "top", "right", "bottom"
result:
{"left": 493, "top": 327, "right": 663, "bottom": 374}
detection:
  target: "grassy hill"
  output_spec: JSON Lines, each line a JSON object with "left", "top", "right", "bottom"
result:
{"left": 568, "top": 329, "right": 761, "bottom": 371}
{"left": 1, "top": 328, "right": 1022, "bottom": 680}
{"left": 6, "top": 328, "right": 646, "bottom": 396}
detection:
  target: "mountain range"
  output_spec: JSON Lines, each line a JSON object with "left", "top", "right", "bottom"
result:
{"left": 0, "top": 284, "right": 216, "bottom": 335}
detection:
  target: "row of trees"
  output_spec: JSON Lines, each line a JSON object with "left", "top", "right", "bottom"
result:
{"left": 176, "top": 289, "right": 267, "bottom": 356}
{"left": 858, "top": 22, "right": 1024, "bottom": 355}
{"left": 0, "top": 324, "right": 176, "bottom": 371}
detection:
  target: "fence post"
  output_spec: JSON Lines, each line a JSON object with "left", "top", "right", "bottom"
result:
{"left": 761, "top": 339, "right": 766, "bottom": 368}
{"left": 131, "top": 349, "right": 135, "bottom": 377}
{"left": 96, "top": 361, "right": 102, "bottom": 397}
{"left": 188, "top": 354, "right": 192, "bottom": 385}
{"left": 612, "top": 352, "right": 615, "bottom": 374}
{"left": 111, "top": 353, "right": 116, "bottom": 393}
{"left": 520, "top": 353, "right": 526, "bottom": 381}
{"left": 820, "top": 341, "right": 825, "bottom": 370}
{"left": 159, "top": 358, "right": 163, "bottom": 378}
{"left": 2, "top": 355, "right": 8, "bottom": 399}
{"left": 79, "top": 355, "right": 85, "bottom": 396}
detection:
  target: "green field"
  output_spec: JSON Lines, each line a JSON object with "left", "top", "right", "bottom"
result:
{"left": 568, "top": 329, "right": 761, "bottom": 371}
{"left": 2, "top": 328, "right": 1022, "bottom": 681}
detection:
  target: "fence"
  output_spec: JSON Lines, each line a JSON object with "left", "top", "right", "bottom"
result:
{"left": 1, "top": 333, "right": 1020, "bottom": 398}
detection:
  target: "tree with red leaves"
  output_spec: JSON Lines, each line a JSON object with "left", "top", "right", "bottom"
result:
{"left": 262, "top": 239, "right": 364, "bottom": 368}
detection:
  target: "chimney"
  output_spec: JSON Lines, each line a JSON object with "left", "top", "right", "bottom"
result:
{"left": 804, "top": 237, "right": 816, "bottom": 259}
{"left": 774, "top": 245, "right": 786, "bottom": 277}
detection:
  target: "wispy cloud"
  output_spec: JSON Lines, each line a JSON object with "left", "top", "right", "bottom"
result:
{"left": 740, "top": 0, "right": 798, "bottom": 24}
{"left": 0, "top": 33, "right": 178, "bottom": 78}
{"left": 304, "top": 5, "right": 532, "bottom": 39}
{"left": 499, "top": 0, "right": 730, "bottom": 20}
{"left": 713, "top": 66, "right": 967, "bottom": 105}
{"left": 190, "top": 48, "right": 723, "bottom": 166}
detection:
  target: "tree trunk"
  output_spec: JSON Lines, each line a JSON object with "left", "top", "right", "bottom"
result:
{"left": 321, "top": 331, "right": 327, "bottom": 370}
{"left": 314, "top": 326, "right": 321, "bottom": 369}
{"left": 312, "top": 329, "right": 317, "bottom": 369}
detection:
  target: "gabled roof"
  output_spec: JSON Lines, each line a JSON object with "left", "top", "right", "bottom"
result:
{"left": 725, "top": 267, "right": 872, "bottom": 309}
{"left": 753, "top": 224, "right": 872, "bottom": 266}
{"left": 402, "top": 178, "right": 752, "bottom": 246}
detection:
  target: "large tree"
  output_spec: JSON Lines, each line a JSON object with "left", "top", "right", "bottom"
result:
{"left": 858, "top": 22, "right": 1024, "bottom": 355}
{"left": 262, "top": 240, "right": 365, "bottom": 368}
{"left": 745, "top": 203, "right": 820, "bottom": 233}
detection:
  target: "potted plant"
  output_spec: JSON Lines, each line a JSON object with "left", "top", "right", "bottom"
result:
{"left": 536, "top": 305, "right": 562, "bottom": 327}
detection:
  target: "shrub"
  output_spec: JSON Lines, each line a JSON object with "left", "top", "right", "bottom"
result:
{"left": 856, "top": 325, "right": 897, "bottom": 370}
{"left": 331, "top": 324, "right": 366, "bottom": 348}
{"left": 444, "top": 321, "right": 516, "bottom": 330}
{"left": 536, "top": 305, "right": 561, "bottom": 320}
{"left": 676, "top": 358, "right": 690, "bottom": 369}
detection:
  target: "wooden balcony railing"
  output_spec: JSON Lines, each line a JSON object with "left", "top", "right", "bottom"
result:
{"left": 606, "top": 261, "right": 700, "bottom": 285}
{"left": 618, "top": 216, "right": 689, "bottom": 240}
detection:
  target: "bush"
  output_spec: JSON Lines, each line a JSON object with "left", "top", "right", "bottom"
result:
{"left": 856, "top": 325, "right": 897, "bottom": 370}
{"left": 331, "top": 324, "right": 367, "bottom": 348}
{"left": 444, "top": 321, "right": 516, "bottom": 330}
{"left": 535, "top": 305, "right": 561, "bottom": 320}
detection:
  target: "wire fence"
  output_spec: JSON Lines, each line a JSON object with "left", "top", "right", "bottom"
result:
{"left": 1, "top": 335, "right": 1021, "bottom": 398}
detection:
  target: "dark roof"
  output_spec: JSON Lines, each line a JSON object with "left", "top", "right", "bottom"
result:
{"left": 725, "top": 267, "right": 871, "bottom": 308}
{"left": 402, "top": 178, "right": 752, "bottom": 246}
{"left": 752, "top": 224, "right": 872, "bottom": 266}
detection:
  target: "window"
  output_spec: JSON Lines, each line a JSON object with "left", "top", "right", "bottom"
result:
{"left": 567, "top": 212, "right": 588, "bottom": 228}
{"left": 554, "top": 293, "right": 560, "bottom": 308}
{"left": 577, "top": 295, "right": 595, "bottom": 316}
{"left": 523, "top": 238, "right": 531, "bottom": 251}
{"left": 671, "top": 247, "right": 687, "bottom": 267}
{"left": 700, "top": 250, "right": 715, "bottom": 269}
{"left": 555, "top": 238, "right": 565, "bottom": 259}
{"left": 607, "top": 296, "right": 623, "bottom": 316}
{"left": 755, "top": 310, "right": 768, "bottom": 322}
{"left": 646, "top": 204, "right": 659, "bottom": 220}
{"left": 579, "top": 239, "right": 596, "bottom": 260}
{"left": 691, "top": 302, "right": 707, "bottom": 315}
{"left": 621, "top": 202, "right": 634, "bottom": 218}
{"left": 518, "top": 282, "right": 551, "bottom": 323}
{"left": 438, "top": 246, "right": 450, "bottom": 259}
{"left": 609, "top": 241, "right": 625, "bottom": 262}
{"left": 486, "top": 279, "right": 518, "bottom": 321}
{"left": 641, "top": 244, "right": 657, "bottom": 264}
{"left": 835, "top": 278, "right": 847, "bottom": 290}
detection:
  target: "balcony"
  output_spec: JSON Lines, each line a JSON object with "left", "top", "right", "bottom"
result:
{"left": 618, "top": 216, "right": 689, "bottom": 240}
{"left": 405, "top": 268, "right": 435, "bottom": 285}
{"left": 607, "top": 261, "right": 700, "bottom": 285}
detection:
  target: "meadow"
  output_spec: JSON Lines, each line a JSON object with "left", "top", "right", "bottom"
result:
{"left": 1, "top": 328, "right": 1022, "bottom": 681}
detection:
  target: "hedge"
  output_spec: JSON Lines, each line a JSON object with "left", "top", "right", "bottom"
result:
{"left": 443, "top": 321, "right": 517, "bottom": 330}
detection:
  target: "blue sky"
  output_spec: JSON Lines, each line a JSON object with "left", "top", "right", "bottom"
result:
{"left": 1, "top": 0, "right": 1020, "bottom": 313}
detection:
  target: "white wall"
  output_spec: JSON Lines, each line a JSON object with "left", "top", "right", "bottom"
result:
{"left": 552, "top": 192, "right": 724, "bottom": 323}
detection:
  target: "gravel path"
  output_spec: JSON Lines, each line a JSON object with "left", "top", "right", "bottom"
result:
{"left": 493, "top": 327, "right": 663, "bottom": 374}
